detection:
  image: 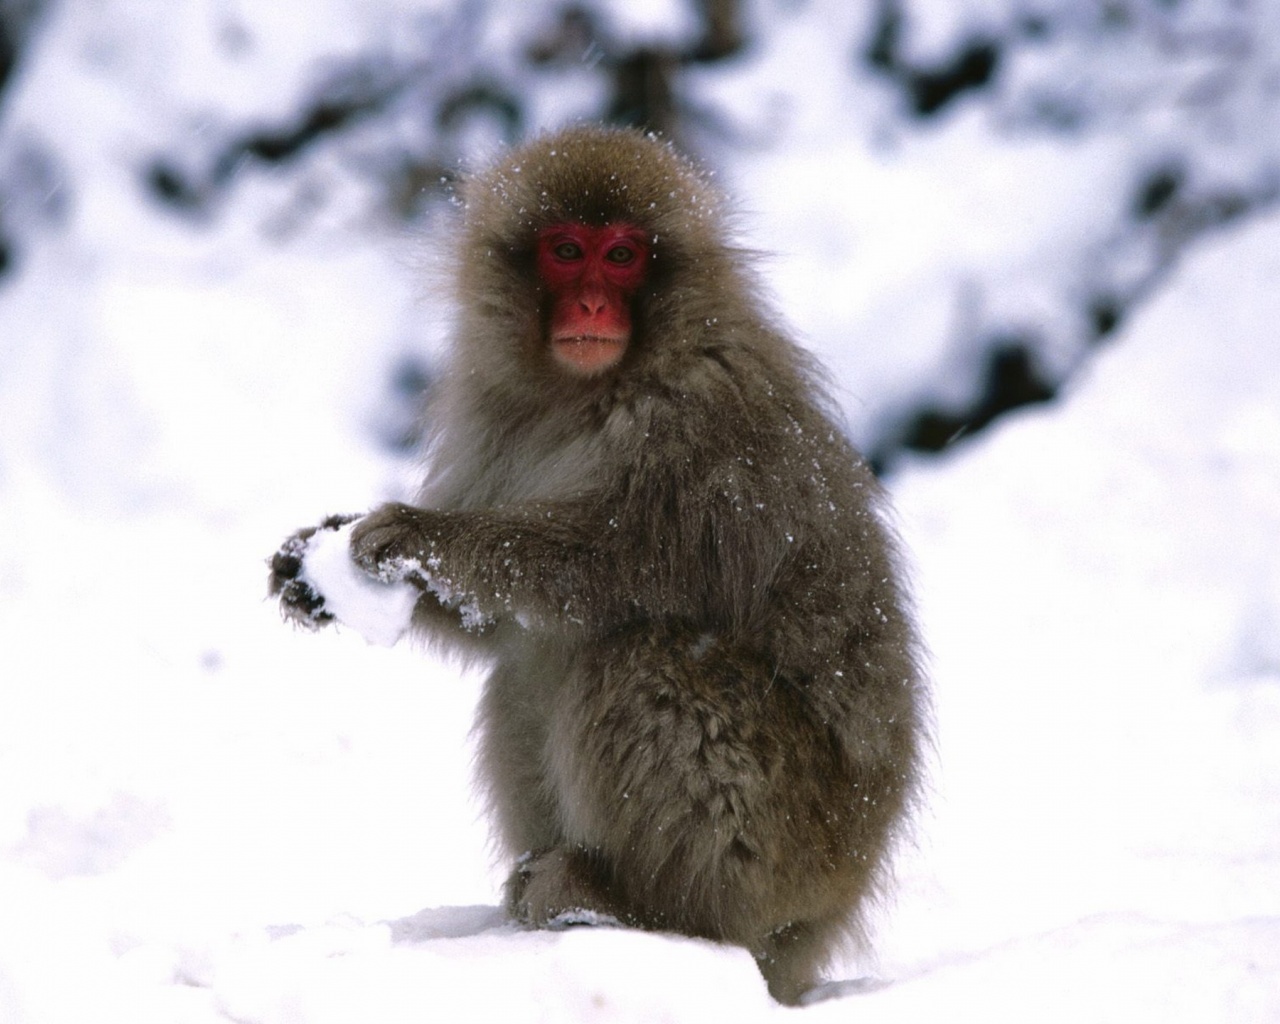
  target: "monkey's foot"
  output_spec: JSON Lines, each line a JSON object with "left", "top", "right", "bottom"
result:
{"left": 504, "top": 848, "right": 624, "bottom": 929}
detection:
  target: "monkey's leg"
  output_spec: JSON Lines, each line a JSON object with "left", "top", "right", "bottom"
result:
{"left": 475, "top": 652, "right": 571, "bottom": 863}
{"left": 535, "top": 625, "right": 883, "bottom": 1003}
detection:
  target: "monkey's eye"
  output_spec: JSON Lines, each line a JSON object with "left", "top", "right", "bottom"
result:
{"left": 553, "top": 241, "right": 583, "bottom": 260}
{"left": 605, "top": 245, "right": 636, "bottom": 264}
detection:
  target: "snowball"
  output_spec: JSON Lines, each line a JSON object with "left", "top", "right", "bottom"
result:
{"left": 299, "top": 520, "right": 418, "bottom": 648}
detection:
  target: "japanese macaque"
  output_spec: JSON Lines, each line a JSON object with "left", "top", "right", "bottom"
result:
{"left": 269, "top": 125, "right": 927, "bottom": 1004}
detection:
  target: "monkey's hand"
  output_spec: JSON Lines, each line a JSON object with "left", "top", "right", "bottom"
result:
{"left": 268, "top": 514, "right": 361, "bottom": 629}
{"left": 269, "top": 513, "right": 422, "bottom": 646}
{"left": 351, "top": 503, "right": 505, "bottom": 638}
{"left": 348, "top": 502, "right": 439, "bottom": 584}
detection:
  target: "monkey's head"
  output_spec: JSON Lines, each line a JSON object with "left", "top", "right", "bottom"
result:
{"left": 456, "top": 125, "right": 738, "bottom": 385}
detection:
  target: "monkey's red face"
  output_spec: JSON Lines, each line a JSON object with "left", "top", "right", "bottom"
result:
{"left": 536, "top": 223, "right": 650, "bottom": 375}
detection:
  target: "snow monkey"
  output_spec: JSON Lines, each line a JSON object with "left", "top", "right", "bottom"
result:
{"left": 269, "top": 125, "right": 927, "bottom": 1004}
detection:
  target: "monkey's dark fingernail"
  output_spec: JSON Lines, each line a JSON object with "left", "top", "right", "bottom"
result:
{"left": 272, "top": 551, "right": 302, "bottom": 578}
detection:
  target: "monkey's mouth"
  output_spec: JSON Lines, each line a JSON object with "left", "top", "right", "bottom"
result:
{"left": 551, "top": 334, "right": 628, "bottom": 374}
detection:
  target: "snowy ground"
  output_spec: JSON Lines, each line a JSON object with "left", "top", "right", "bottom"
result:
{"left": 2, "top": 3, "right": 1279, "bottom": 1022}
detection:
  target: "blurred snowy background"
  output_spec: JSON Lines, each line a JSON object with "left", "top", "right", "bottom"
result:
{"left": 1, "top": 1, "right": 1278, "bottom": 1021}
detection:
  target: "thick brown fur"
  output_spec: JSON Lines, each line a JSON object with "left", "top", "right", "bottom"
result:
{"left": 269, "top": 125, "right": 927, "bottom": 1004}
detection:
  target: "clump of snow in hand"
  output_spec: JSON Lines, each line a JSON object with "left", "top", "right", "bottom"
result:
{"left": 300, "top": 520, "right": 418, "bottom": 647}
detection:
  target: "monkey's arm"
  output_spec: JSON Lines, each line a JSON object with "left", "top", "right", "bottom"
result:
{"left": 349, "top": 500, "right": 614, "bottom": 633}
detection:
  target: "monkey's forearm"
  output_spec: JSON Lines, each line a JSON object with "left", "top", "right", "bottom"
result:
{"left": 350, "top": 501, "right": 606, "bottom": 631}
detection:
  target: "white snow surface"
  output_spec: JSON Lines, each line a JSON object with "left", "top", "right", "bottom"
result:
{"left": 298, "top": 520, "right": 419, "bottom": 648}
{"left": 1, "top": 3, "right": 1278, "bottom": 1022}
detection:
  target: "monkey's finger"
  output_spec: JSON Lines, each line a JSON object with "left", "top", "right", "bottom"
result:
{"left": 276, "top": 577, "right": 335, "bottom": 628}
{"left": 267, "top": 546, "right": 305, "bottom": 593}
{"left": 266, "top": 526, "right": 324, "bottom": 591}
{"left": 268, "top": 514, "right": 365, "bottom": 595}
{"left": 319, "top": 512, "right": 363, "bottom": 531}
